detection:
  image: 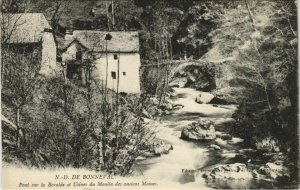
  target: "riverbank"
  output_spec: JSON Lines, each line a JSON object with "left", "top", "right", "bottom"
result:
{"left": 134, "top": 87, "right": 289, "bottom": 189}
{"left": 2, "top": 87, "right": 293, "bottom": 189}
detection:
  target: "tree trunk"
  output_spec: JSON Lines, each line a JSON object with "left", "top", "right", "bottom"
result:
{"left": 97, "top": 141, "right": 104, "bottom": 170}
{"left": 154, "top": 25, "right": 160, "bottom": 96}
{"left": 184, "top": 45, "right": 187, "bottom": 60}
{"left": 16, "top": 107, "right": 21, "bottom": 149}
{"left": 263, "top": 85, "right": 271, "bottom": 111}
{"left": 1, "top": 54, "right": 4, "bottom": 88}
{"left": 106, "top": 2, "right": 110, "bottom": 31}
{"left": 244, "top": 0, "right": 256, "bottom": 29}
{"left": 111, "top": 0, "right": 115, "bottom": 29}
{"left": 169, "top": 35, "right": 173, "bottom": 60}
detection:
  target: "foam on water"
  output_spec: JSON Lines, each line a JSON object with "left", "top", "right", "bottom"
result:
{"left": 136, "top": 88, "right": 239, "bottom": 189}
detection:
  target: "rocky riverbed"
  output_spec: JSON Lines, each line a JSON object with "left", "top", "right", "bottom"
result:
{"left": 134, "top": 88, "right": 284, "bottom": 189}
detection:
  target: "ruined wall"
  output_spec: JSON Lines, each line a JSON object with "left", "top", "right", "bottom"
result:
{"left": 41, "top": 32, "right": 58, "bottom": 76}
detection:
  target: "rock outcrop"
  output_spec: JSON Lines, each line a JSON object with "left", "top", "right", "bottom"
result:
{"left": 195, "top": 93, "right": 215, "bottom": 104}
{"left": 153, "top": 140, "right": 173, "bottom": 156}
{"left": 258, "top": 162, "right": 288, "bottom": 180}
{"left": 172, "top": 104, "right": 184, "bottom": 110}
{"left": 142, "top": 139, "right": 173, "bottom": 157}
{"left": 215, "top": 131, "right": 232, "bottom": 140}
{"left": 181, "top": 119, "right": 216, "bottom": 141}
{"left": 202, "top": 163, "right": 253, "bottom": 180}
{"left": 169, "top": 77, "right": 187, "bottom": 88}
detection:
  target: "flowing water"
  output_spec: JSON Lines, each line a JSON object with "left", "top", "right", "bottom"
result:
{"left": 133, "top": 88, "right": 239, "bottom": 189}
{"left": 133, "top": 88, "right": 276, "bottom": 189}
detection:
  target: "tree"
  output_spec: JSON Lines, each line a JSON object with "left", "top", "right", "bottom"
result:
{"left": 1, "top": 0, "right": 29, "bottom": 13}
{"left": 174, "top": 2, "right": 224, "bottom": 59}
{"left": 212, "top": 0, "right": 298, "bottom": 185}
{"left": 1, "top": 45, "right": 42, "bottom": 149}
{"left": 43, "top": 0, "right": 71, "bottom": 45}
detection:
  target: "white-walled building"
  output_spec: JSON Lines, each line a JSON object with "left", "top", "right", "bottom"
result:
{"left": 61, "top": 31, "right": 141, "bottom": 94}
{"left": 2, "top": 13, "right": 57, "bottom": 76}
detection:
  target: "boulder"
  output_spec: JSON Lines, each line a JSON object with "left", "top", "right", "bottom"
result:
{"left": 203, "top": 163, "right": 253, "bottom": 180}
{"left": 181, "top": 119, "right": 216, "bottom": 141}
{"left": 169, "top": 78, "right": 187, "bottom": 88}
{"left": 160, "top": 102, "right": 173, "bottom": 111}
{"left": 142, "top": 151, "right": 155, "bottom": 158}
{"left": 233, "top": 154, "right": 249, "bottom": 163}
{"left": 195, "top": 95, "right": 203, "bottom": 104}
{"left": 215, "top": 138, "right": 227, "bottom": 146}
{"left": 216, "top": 131, "right": 232, "bottom": 140}
{"left": 208, "top": 96, "right": 228, "bottom": 105}
{"left": 258, "top": 162, "right": 288, "bottom": 180}
{"left": 252, "top": 170, "right": 260, "bottom": 178}
{"left": 152, "top": 140, "right": 173, "bottom": 156}
{"left": 209, "top": 144, "right": 221, "bottom": 150}
{"left": 195, "top": 93, "right": 215, "bottom": 104}
{"left": 172, "top": 104, "right": 184, "bottom": 110}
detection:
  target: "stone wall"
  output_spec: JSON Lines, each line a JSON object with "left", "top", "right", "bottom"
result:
{"left": 41, "top": 32, "right": 58, "bottom": 76}
{"left": 94, "top": 53, "right": 141, "bottom": 94}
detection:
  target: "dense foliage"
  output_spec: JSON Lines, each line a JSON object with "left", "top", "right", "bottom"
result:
{"left": 211, "top": 0, "right": 298, "bottom": 185}
{"left": 2, "top": 47, "right": 155, "bottom": 175}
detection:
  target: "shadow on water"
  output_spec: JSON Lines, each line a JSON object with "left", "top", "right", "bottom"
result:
{"left": 162, "top": 112, "right": 233, "bottom": 122}
{"left": 170, "top": 92, "right": 187, "bottom": 100}
{"left": 162, "top": 112, "right": 208, "bottom": 121}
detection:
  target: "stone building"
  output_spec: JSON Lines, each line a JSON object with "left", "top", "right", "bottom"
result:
{"left": 1, "top": 13, "right": 57, "bottom": 76}
{"left": 61, "top": 30, "right": 141, "bottom": 94}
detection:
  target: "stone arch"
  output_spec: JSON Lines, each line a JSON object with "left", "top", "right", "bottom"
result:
{"left": 169, "top": 60, "right": 208, "bottom": 78}
{"left": 169, "top": 60, "right": 217, "bottom": 91}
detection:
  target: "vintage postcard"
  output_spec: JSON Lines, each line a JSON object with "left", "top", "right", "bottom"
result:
{"left": 1, "top": 0, "right": 299, "bottom": 189}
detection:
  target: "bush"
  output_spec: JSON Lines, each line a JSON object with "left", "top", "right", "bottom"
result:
{"left": 255, "top": 136, "right": 280, "bottom": 153}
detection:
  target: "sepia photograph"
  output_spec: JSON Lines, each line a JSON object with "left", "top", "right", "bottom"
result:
{"left": 1, "top": 0, "right": 299, "bottom": 189}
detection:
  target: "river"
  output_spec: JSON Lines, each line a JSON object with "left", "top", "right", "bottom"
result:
{"left": 133, "top": 88, "right": 274, "bottom": 189}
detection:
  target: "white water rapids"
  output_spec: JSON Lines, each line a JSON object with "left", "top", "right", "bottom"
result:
{"left": 133, "top": 88, "right": 238, "bottom": 189}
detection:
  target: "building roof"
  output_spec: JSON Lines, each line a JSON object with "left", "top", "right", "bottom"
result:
{"left": 62, "top": 31, "right": 140, "bottom": 52}
{"left": 2, "top": 13, "right": 51, "bottom": 44}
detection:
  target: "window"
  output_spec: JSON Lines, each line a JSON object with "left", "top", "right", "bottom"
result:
{"left": 76, "top": 51, "right": 82, "bottom": 60}
{"left": 114, "top": 54, "right": 118, "bottom": 60}
{"left": 67, "top": 64, "right": 82, "bottom": 84}
{"left": 111, "top": 71, "right": 116, "bottom": 79}
{"left": 123, "top": 72, "right": 126, "bottom": 76}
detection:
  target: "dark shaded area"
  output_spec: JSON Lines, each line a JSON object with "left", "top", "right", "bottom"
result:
{"left": 172, "top": 64, "right": 216, "bottom": 92}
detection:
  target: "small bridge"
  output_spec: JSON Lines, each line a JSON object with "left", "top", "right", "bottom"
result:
{"left": 140, "top": 59, "right": 223, "bottom": 94}
{"left": 140, "top": 59, "right": 209, "bottom": 79}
